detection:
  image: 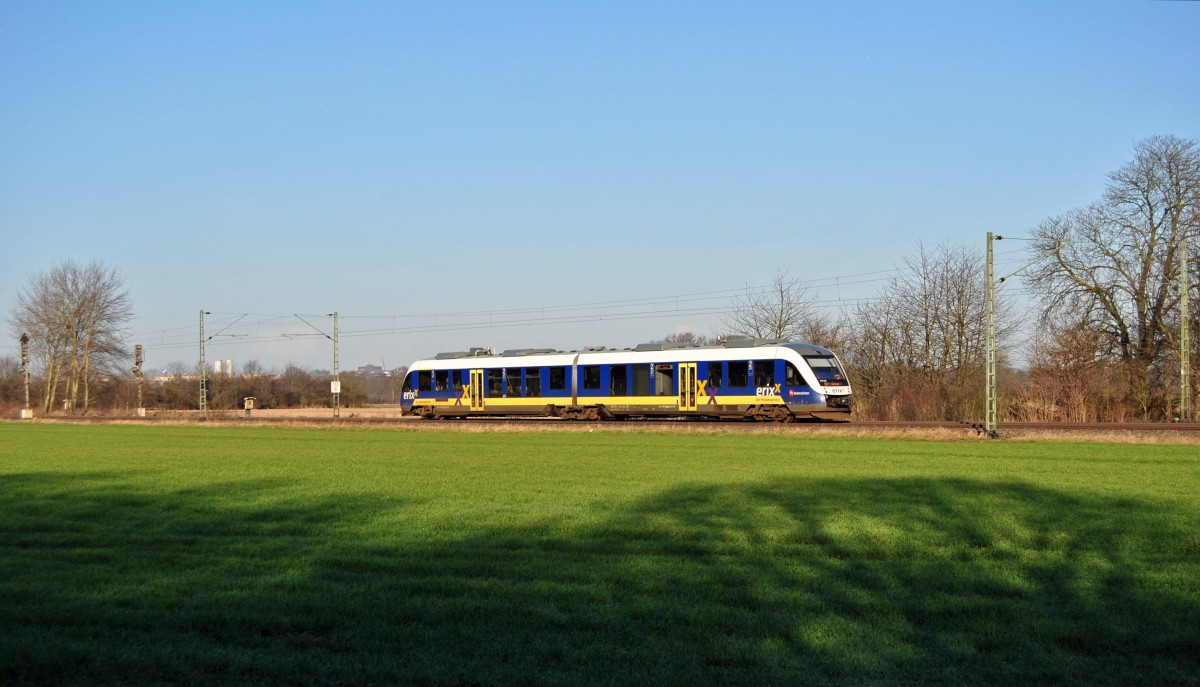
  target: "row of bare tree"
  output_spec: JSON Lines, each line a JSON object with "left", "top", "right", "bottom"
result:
{"left": 680, "top": 135, "right": 1200, "bottom": 422}
{"left": 1023, "top": 135, "right": 1198, "bottom": 420}
{"left": 5, "top": 135, "right": 1198, "bottom": 421}
{"left": 661, "top": 242, "right": 1017, "bottom": 421}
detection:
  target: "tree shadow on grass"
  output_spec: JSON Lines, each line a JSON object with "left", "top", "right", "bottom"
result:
{"left": 1, "top": 473, "right": 1197, "bottom": 686}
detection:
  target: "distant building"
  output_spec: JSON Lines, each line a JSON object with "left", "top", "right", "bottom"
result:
{"left": 356, "top": 364, "right": 386, "bottom": 375}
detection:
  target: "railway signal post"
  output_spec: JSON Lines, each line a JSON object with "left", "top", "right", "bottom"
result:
{"left": 133, "top": 344, "right": 145, "bottom": 418}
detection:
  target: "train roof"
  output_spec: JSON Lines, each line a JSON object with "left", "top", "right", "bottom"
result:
{"left": 410, "top": 339, "right": 838, "bottom": 369}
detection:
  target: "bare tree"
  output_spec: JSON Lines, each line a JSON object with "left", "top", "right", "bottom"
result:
{"left": 852, "top": 243, "right": 998, "bottom": 372}
{"left": 653, "top": 331, "right": 714, "bottom": 346}
{"left": 1028, "top": 135, "right": 1200, "bottom": 418}
{"left": 844, "top": 290, "right": 907, "bottom": 408}
{"left": 8, "top": 260, "right": 132, "bottom": 413}
{"left": 0, "top": 355, "right": 21, "bottom": 406}
{"left": 722, "top": 270, "right": 825, "bottom": 342}
{"left": 845, "top": 242, "right": 1013, "bottom": 420}
{"left": 241, "top": 359, "right": 270, "bottom": 377}
{"left": 1014, "top": 315, "right": 1129, "bottom": 422}
{"left": 794, "top": 314, "right": 851, "bottom": 352}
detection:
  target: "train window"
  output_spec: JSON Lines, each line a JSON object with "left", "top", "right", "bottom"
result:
{"left": 525, "top": 368, "right": 541, "bottom": 398}
{"left": 609, "top": 365, "right": 628, "bottom": 396}
{"left": 631, "top": 365, "right": 651, "bottom": 396}
{"left": 418, "top": 370, "right": 433, "bottom": 392}
{"left": 401, "top": 373, "right": 413, "bottom": 393}
{"left": 434, "top": 370, "right": 449, "bottom": 392}
{"left": 506, "top": 368, "right": 522, "bottom": 397}
{"left": 487, "top": 369, "right": 503, "bottom": 397}
{"left": 548, "top": 366, "right": 567, "bottom": 391}
{"left": 728, "top": 362, "right": 749, "bottom": 387}
{"left": 582, "top": 366, "right": 602, "bottom": 390}
{"left": 655, "top": 364, "right": 675, "bottom": 396}
{"left": 707, "top": 362, "right": 723, "bottom": 389}
{"left": 804, "top": 355, "right": 848, "bottom": 386}
{"left": 785, "top": 362, "right": 803, "bottom": 387}
{"left": 754, "top": 360, "right": 776, "bottom": 387}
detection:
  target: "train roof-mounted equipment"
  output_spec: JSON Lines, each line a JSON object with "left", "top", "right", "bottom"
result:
{"left": 434, "top": 347, "right": 493, "bottom": 360}
{"left": 634, "top": 341, "right": 694, "bottom": 352}
{"left": 724, "top": 338, "right": 790, "bottom": 348}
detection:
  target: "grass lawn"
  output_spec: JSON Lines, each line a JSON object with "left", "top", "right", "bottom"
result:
{"left": 1, "top": 423, "right": 1198, "bottom": 686}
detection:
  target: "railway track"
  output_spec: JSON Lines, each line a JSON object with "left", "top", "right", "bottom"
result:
{"left": 9, "top": 413, "right": 1200, "bottom": 434}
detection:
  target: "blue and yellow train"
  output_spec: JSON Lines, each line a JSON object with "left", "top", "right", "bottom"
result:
{"left": 400, "top": 338, "right": 852, "bottom": 422}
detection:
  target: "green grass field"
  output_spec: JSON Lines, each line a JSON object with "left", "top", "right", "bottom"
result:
{"left": 2, "top": 424, "right": 1197, "bottom": 686}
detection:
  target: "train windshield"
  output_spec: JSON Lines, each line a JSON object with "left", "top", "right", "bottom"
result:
{"left": 804, "top": 355, "right": 848, "bottom": 387}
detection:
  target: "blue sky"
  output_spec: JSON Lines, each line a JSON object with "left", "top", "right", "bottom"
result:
{"left": 2, "top": 1, "right": 1197, "bottom": 372}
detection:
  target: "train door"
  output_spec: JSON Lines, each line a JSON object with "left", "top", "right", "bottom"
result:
{"left": 678, "top": 363, "right": 698, "bottom": 411}
{"left": 469, "top": 369, "right": 485, "bottom": 411}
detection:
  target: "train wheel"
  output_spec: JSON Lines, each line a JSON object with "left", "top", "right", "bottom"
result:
{"left": 748, "top": 405, "right": 793, "bottom": 423}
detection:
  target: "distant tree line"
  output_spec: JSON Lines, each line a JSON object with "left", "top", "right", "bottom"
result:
{"left": 4, "top": 136, "right": 1198, "bottom": 421}
{"left": 0, "top": 355, "right": 407, "bottom": 414}
{"left": 143, "top": 361, "right": 409, "bottom": 411}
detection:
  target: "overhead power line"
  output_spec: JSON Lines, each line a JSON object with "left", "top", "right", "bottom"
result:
{"left": 129, "top": 267, "right": 909, "bottom": 346}
{"left": 123, "top": 263, "right": 1042, "bottom": 356}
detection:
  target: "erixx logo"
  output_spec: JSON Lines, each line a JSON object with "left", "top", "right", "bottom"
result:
{"left": 756, "top": 384, "right": 781, "bottom": 398}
